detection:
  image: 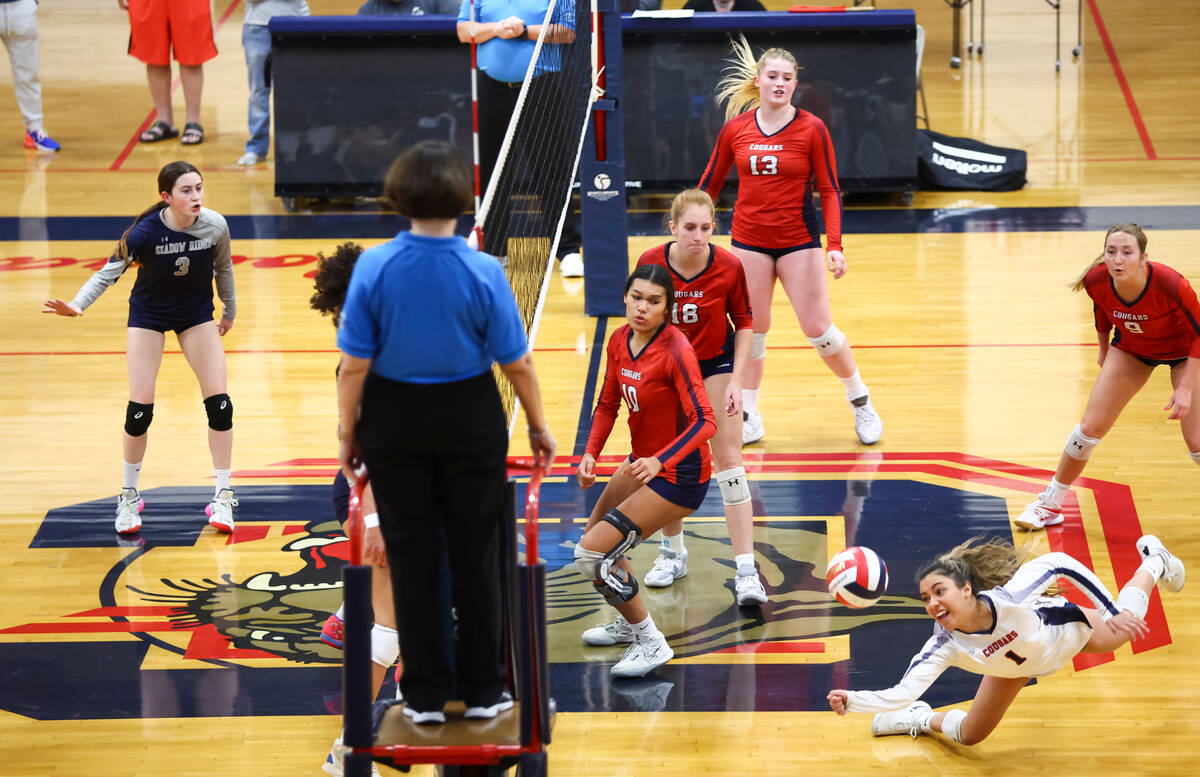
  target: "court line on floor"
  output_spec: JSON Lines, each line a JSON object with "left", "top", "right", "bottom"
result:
{"left": 109, "top": 0, "right": 245, "bottom": 171}
{"left": 1085, "top": 0, "right": 1156, "bottom": 160}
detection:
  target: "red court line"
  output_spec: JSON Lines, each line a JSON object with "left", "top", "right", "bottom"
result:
{"left": 68, "top": 606, "right": 177, "bottom": 617}
{"left": 1085, "top": 0, "right": 1156, "bottom": 160}
{"left": 110, "top": 0, "right": 244, "bottom": 171}
{"left": 0, "top": 621, "right": 187, "bottom": 634}
{"left": 713, "top": 641, "right": 825, "bottom": 654}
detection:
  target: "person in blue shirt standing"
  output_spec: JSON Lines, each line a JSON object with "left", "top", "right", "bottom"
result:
{"left": 42, "top": 161, "right": 238, "bottom": 536}
{"left": 337, "top": 140, "right": 555, "bottom": 724}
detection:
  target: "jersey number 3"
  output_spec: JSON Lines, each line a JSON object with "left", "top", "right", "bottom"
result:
{"left": 173, "top": 256, "right": 191, "bottom": 277}
{"left": 748, "top": 154, "right": 779, "bottom": 176}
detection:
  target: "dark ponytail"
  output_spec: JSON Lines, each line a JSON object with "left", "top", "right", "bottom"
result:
{"left": 115, "top": 161, "right": 202, "bottom": 265}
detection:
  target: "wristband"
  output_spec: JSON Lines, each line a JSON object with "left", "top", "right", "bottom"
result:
{"left": 363, "top": 512, "right": 379, "bottom": 529}
{"left": 520, "top": 21, "right": 528, "bottom": 38}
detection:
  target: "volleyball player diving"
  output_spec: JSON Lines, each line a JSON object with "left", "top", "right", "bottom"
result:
{"left": 575, "top": 264, "right": 716, "bottom": 677}
{"left": 701, "top": 36, "right": 882, "bottom": 447}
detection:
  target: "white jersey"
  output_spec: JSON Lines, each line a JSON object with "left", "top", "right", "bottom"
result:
{"left": 846, "top": 552, "right": 1122, "bottom": 713}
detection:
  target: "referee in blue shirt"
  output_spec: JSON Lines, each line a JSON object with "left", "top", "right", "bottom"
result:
{"left": 337, "top": 140, "right": 555, "bottom": 723}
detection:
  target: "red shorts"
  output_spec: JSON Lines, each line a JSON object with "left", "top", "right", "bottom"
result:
{"left": 127, "top": 0, "right": 218, "bottom": 66}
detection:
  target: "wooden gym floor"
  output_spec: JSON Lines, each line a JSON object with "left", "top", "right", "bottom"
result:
{"left": 1, "top": 0, "right": 1198, "bottom": 775}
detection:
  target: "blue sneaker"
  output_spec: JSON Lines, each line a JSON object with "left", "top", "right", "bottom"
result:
{"left": 24, "top": 130, "right": 61, "bottom": 152}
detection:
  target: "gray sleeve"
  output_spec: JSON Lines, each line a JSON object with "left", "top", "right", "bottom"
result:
{"left": 212, "top": 223, "right": 236, "bottom": 320}
{"left": 70, "top": 258, "right": 129, "bottom": 312}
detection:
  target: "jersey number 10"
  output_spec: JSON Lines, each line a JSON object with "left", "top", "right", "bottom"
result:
{"left": 620, "top": 383, "right": 640, "bottom": 412}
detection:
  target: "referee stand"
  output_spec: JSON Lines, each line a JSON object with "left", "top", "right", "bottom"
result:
{"left": 340, "top": 458, "right": 551, "bottom": 777}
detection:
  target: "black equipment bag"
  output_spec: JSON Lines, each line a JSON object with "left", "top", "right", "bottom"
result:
{"left": 917, "top": 130, "right": 1027, "bottom": 191}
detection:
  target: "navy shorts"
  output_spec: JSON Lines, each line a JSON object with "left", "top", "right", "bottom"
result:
{"left": 128, "top": 308, "right": 214, "bottom": 335}
{"left": 647, "top": 473, "right": 709, "bottom": 511}
{"left": 332, "top": 470, "right": 351, "bottom": 523}
{"left": 1132, "top": 353, "right": 1188, "bottom": 368}
{"left": 731, "top": 237, "right": 822, "bottom": 260}
{"left": 697, "top": 332, "right": 735, "bottom": 378}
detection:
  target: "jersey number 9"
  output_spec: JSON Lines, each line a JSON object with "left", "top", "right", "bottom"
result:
{"left": 1123, "top": 320, "right": 1144, "bottom": 334}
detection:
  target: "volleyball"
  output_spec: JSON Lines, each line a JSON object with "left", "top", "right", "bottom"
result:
{"left": 825, "top": 546, "right": 888, "bottom": 608}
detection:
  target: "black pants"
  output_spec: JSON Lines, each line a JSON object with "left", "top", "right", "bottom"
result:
{"left": 476, "top": 71, "right": 581, "bottom": 258}
{"left": 359, "top": 370, "right": 509, "bottom": 711}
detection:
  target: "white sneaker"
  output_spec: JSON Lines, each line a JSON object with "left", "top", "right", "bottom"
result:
{"left": 1137, "top": 534, "right": 1185, "bottom": 593}
{"left": 610, "top": 634, "right": 673, "bottom": 678}
{"left": 851, "top": 396, "right": 883, "bottom": 445}
{"left": 871, "top": 701, "right": 932, "bottom": 737}
{"left": 206, "top": 488, "right": 238, "bottom": 533}
{"left": 114, "top": 487, "right": 144, "bottom": 535}
{"left": 465, "top": 691, "right": 514, "bottom": 719}
{"left": 322, "top": 736, "right": 380, "bottom": 777}
{"left": 403, "top": 705, "right": 446, "bottom": 725}
{"left": 237, "top": 151, "right": 266, "bottom": 166}
{"left": 644, "top": 547, "right": 687, "bottom": 587}
{"left": 582, "top": 615, "right": 634, "bottom": 646}
{"left": 1013, "top": 497, "right": 1064, "bottom": 530}
{"left": 734, "top": 567, "right": 768, "bottom": 606}
{"left": 742, "top": 409, "right": 765, "bottom": 445}
{"left": 559, "top": 252, "right": 584, "bottom": 277}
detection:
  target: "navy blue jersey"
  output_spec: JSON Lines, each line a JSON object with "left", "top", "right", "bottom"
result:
{"left": 72, "top": 207, "right": 236, "bottom": 323}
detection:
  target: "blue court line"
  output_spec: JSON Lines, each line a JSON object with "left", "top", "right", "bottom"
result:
{"left": 573, "top": 316, "right": 609, "bottom": 457}
{"left": 2, "top": 205, "right": 1197, "bottom": 242}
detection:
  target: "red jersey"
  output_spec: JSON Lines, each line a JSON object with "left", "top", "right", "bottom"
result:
{"left": 585, "top": 323, "right": 716, "bottom": 486}
{"left": 699, "top": 108, "right": 843, "bottom": 252}
{"left": 636, "top": 242, "right": 754, "bottom": 360}
{"left": 1085, "top": 261, "right": 1200, "bottom": 360}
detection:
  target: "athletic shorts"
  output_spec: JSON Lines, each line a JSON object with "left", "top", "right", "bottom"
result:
{"left": 646, "top": 472, "right": 709, "bottom": 511}
{"left": 697, "top": 334, "right": 735, "bottom": 379}
{"left": 1131, "top": 353, "right": 1188, "bottom": 369}
{"left": 730, "top": 238, "right": 822, "bottom": 260}
{"left": 127, "top": 308, "right": 213, "bottom": 335}
{"left": 127, "top": 0, "right": 218, "bottom": 66}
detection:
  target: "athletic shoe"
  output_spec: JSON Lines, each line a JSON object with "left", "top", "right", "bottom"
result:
{"left": 644, "top": 547, "right": 687, "bottom": 587}
{"left": 322, "top": 736, "right": 380, "bottom": 777}
{"left": 734, "top": 567, "right": 768, "bottom": 606}
{"left": 320, "top": 612, "right": 344, "bottom": 649}
{"left": 582, "top": 615, "right": 634, "bottom": 646}
{"left": 851, "top": 396, "right": 883, "bottom": 445}
{"left": 1137, "top": 534, "right": 1186, "bottom": 593}
{"left": 1013, "top": 497, "right": 1064, "bottom": 530}
{"left": 465, "top": 691, "right": 514, "bottom": 720}
{"left": 610, "top": 634, "right": 673, "bottom": 678}
{"left": 559, "top": 252, "right": 584, "bottom": 277}
{"left": 114, "top": 487, "right": 144, "bottom": 535}
{"left": 610, "top": 677, "right": 674, "bottom": 712}
{"left": 237, "top": 151, "right": 266, "bottom": 166}
{"left": 742, "top": 409, "right": 765, "bottom": 445}
{"left": 205, "top": 488, "right": 238, "bottom": 533}
{"left": 24, "top": 130, "right": 60, "bottom": 152}
{"left": 403, "top": 705, "right": 446, "bottom": 725}
{"left": 871, "top": 701, "right": 932, "bottom": 738}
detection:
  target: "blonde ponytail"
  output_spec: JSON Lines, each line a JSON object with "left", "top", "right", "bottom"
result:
{"left": 714, "top": 35, "right": 801, "bottom": 121}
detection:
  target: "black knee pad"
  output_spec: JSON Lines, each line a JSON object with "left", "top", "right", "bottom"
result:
{"left": 600, "top": 507, "right": 644, "bottom": 551}
{"left": 124, "top": 401, "right": 154, "bottom": 436}
{"left": 203, "top": 393, "right": 233, "bottom": 431}
{"left": 593, "top": 567, "right": 639, "bottom": 605}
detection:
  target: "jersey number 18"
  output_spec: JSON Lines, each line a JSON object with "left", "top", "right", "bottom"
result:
{"left": 671, "top": 302, "right": 699, "bottom": 325}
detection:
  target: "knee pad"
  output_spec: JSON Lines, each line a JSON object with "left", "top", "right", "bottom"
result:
{"left": 370, "top": 624, "right": 400, "bottom": 668}
{"left": 940, "top": 708, "right": 967, "bottom": 744}
{"left": 204, "top": 393, "right": 234, "bottom": 431}
{"left": 124, "top": 401, "right": 154, "bottom": 437}
{"left": 807, "top": 323, "right": 846, "bottom": 357}
{"left": 573, "top": 508, "right": 644, "bottom": 605}
{"left": 716, "top": 466, "right": 751, "bottom": 506}
{"left": 749, "top": 332, "right": 767, "bottom": 360}
{"left": 1117, "top": 585, "right": 1150, "bottom": 620}
{"left": 1064, "top": 424, "right": 1100, "bottom": 461}
{"left": 1190, "top": 450, "right": 1200, "bottom": 467}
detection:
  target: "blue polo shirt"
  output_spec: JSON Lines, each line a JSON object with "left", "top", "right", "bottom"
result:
{"left": 457, "top": 0, "right": 575, "bottom": 83}
{"left": 337, "top": 232, "right": 528, "bottom": 383}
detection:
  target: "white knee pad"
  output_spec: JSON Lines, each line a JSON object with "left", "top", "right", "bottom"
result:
{"left": 807, "top": 323, "right": 846, "bottom": 357}
{"left": 1190, "top": 450, "right": 1200, "bottom": 466}
{"left": 1117, "top": 585, "right": 1150, "bottom": 620}
{"left": 370, "top": 624, "right": 400, "bottom": 668}
{"left": 749, "top": 332, "right": 767, "bottom": 360}
{"left": 1065, "top": 424, "right": 1101, "bottom": 461}
{"left": 716, "top": 467, "right": 751, "bottom": 506}
{"left": 940, "top": 708, "right": 968, "bottom": 744}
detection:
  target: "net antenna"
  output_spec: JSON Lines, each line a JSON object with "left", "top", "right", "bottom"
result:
{"left": 468, "top": 0, "right": 601, "bottom": 433}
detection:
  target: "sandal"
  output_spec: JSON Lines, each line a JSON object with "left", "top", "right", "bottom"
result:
{"left": 180, "top": 122, "right": 204, "bottom": 146}
{"left": 139, "top": 120, "right": 179, "bottom": 143}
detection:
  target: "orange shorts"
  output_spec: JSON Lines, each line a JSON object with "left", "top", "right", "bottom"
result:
{"left": 127, "top": 0, "right": 218, "bottom": 66}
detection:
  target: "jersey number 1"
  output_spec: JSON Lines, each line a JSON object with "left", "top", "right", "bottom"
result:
{"left": 748, "top": 154, "right": 779, "bottom": 176}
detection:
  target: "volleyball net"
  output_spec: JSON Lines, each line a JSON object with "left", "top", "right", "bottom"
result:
{"left": 470, "top": 0, "right": 598, "bottom": 425}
